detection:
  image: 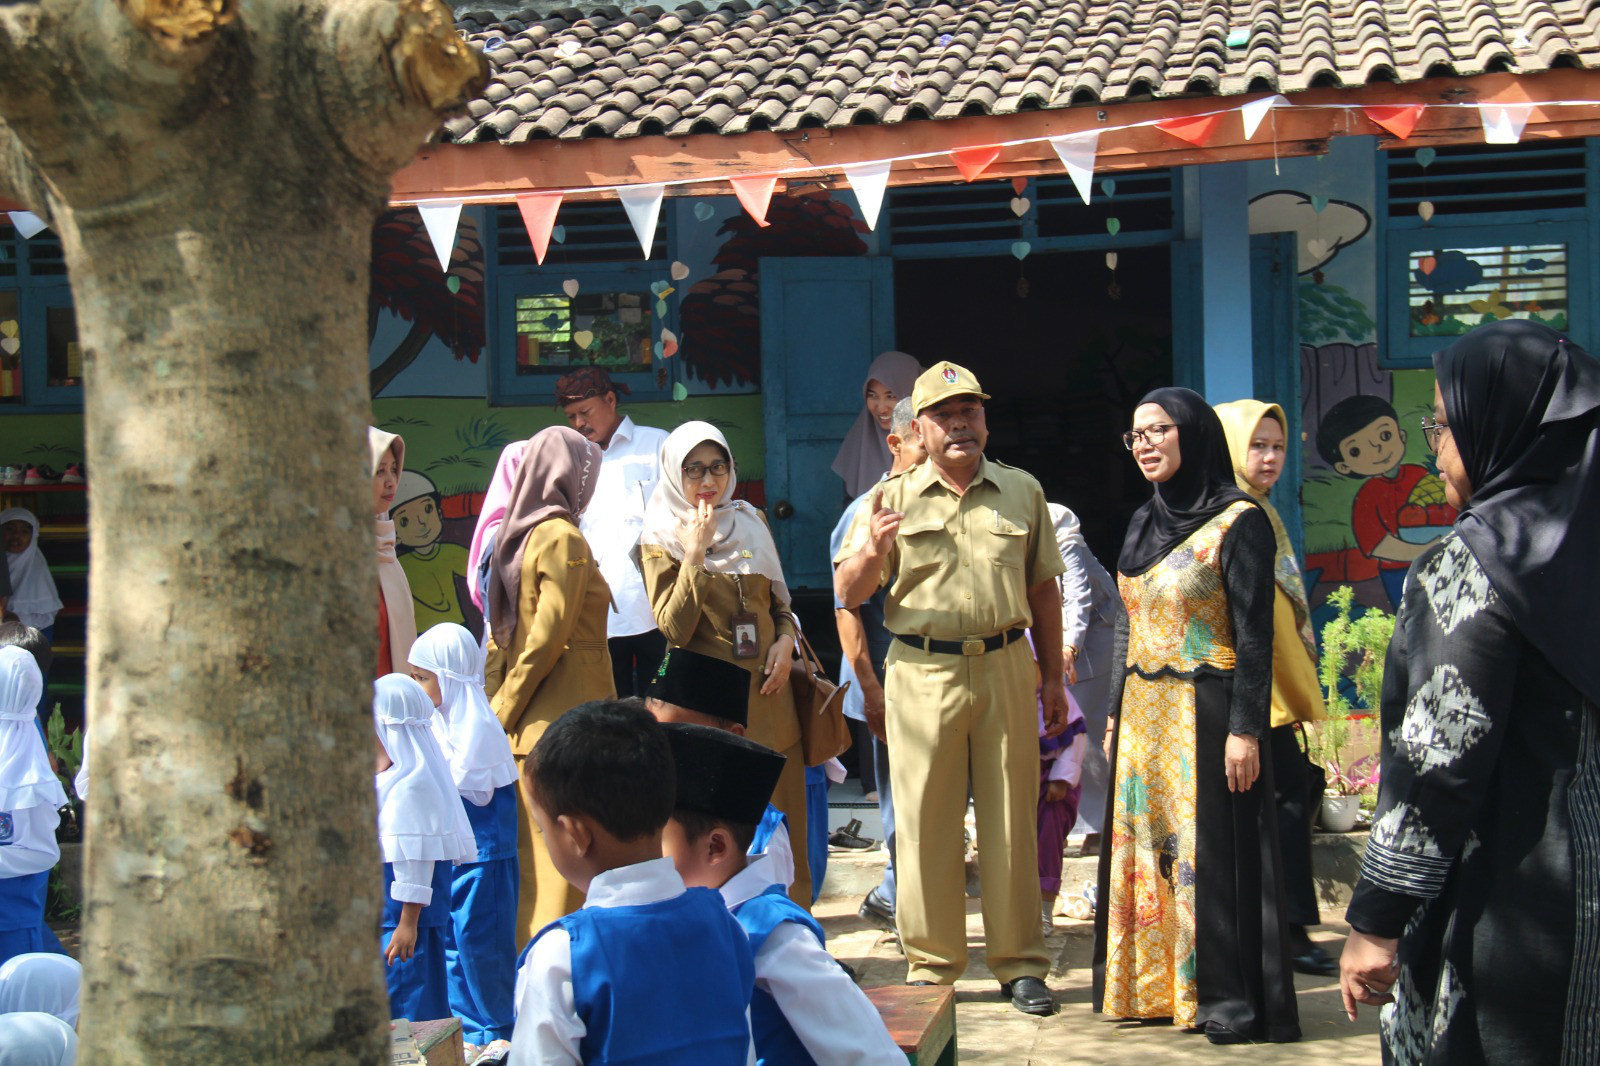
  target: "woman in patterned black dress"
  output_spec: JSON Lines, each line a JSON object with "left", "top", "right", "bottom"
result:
{"left": 1341, "top": 320, "right": 1600, "bottom": 1064}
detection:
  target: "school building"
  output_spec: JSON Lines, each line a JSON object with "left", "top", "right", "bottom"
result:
{"left": 5, "top": 0, "right": 1600, "bottom": 721}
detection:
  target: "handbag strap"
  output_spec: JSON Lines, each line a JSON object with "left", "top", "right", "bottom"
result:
{"left": 782, "top": 610, "right": 823, "bottom": 673}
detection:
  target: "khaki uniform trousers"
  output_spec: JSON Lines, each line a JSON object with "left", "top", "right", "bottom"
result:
{"left": 885, "top": 635, "right": 1049, "bottom": 984}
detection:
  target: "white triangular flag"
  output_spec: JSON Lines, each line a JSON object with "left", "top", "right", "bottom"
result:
{"left": 1240, "top": 95, "right": 1287, "bottom": 139}
{"left": 842, "top": 161, "right": 892, "bottom": 231}
{"left": 1479, "top": 104, "right": 1530, "bottom": 145}
{"left": 618, "top": 183, "right": 665, "bottom": 257}
{"left": 418, "top": 202, "right": 463, "bottom": 270}
{"left": 6, "top": 211, "right": 47, "bottom": 239}
{"left": 1049, "top": 133, "right": 1099, "bottom": 204}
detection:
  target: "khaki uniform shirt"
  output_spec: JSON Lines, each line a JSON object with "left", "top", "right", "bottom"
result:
{"left": 834, "top": 457, "right": 1064, "bottom": 640}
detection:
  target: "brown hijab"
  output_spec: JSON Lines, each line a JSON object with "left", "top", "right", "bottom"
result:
{"left": 486, "top": 426, "right": 603, "bottom": 646}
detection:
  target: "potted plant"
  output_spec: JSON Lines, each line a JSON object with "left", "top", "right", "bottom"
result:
{"left": 1312, "top": 586, "right": 1393, "bottom": 831}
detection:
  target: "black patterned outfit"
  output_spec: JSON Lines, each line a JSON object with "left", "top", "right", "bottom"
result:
{"left": 1346, "top": 533, "right": 1600, "bottom": 1064}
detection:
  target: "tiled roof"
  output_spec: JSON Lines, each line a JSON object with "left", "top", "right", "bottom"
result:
{"left": 445, "top": 0, "right": 1600, "bottom": 144}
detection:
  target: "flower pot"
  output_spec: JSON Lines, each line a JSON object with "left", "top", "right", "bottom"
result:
{"left": 1321, "top": 793, "right": 1361, "bottom": 833}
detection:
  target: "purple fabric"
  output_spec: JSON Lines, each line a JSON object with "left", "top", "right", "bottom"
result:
{"left": 1037, "top": 762, "right": 1081, "bottom": 896}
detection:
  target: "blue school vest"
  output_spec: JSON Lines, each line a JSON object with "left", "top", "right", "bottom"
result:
{"left": 383, "top": 861, "right": 454, "bottom": 930}
{"left": 462, "top": 784, "right": 519, "bottom": 863}
{"left": 749, "top": 804, "right": 787, "bottom": 858}
{"left": 733, "top": 883, "right": 828, "bottom": 1066}
{"left": 523, "top": 887, "right": 755, "bottom": 1065}
{"left": 0, "top": 869, "right": 48, "bottom": 932}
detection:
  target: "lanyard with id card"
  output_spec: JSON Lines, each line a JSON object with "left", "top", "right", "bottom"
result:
{"left": 730, "top": 574, "right": 761, "bottom": 661}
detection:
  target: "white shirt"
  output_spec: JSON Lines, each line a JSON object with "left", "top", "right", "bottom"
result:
{"left": 718, "top": 857, "right": 904, "bottom": 1065}
{"left": 0, "top": 804, "right": 60, "bottom": 879}
{"left": 751, "top": 820, "right": 794, "bottom": 891}
{"left": 390, "top": 859, "right": 436, "bottom": 906}
{"left": 580, "top": 417, "right": 670, "bottom": 639}
{"left": 511, "top": 856, "right": 756, "bottom": 1066}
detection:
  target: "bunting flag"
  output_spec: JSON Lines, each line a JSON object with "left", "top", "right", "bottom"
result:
{"left": 418, "top": 201, "right": 463, "bottom": 271}
{"left": 1479, "top": 104, "right": 1531, "bottom": 144}
{"left": 5, "top": 211, "right": 47, "bottom": 239}
{"left": 514, "top": 192, "right": 563, "bottom": 265}
{"left": 618, "top": 183, "right": 665, "bottom": 256}
{"left": 1048, "top": 132, "right": 1099, "bottom": 204}
{"left": 1240, "top": 95, "right": 1288, "bottom": 139}
{"left": 951, "top": 146, "right": 1001, "bottom": 182}
{"left": 1156, "top": 113, "right": 1224, "bottom": 146}
{"left": 842, "top": 160, "right": 893, "bottom": 230}
{"left": 1363, "top": 104, "right": 1425, "bottom": 140}
{"left": 730, "top": 175, "right": 778, "bottom": 227}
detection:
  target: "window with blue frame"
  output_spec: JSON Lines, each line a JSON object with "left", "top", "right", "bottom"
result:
{"left": 1381, "top": 140, "right": 1592, "bottom": 368}
{"left": 489, "top": 201, "right": 679, "bottom": 404}
{"left": 0, "top": 223, "right": 79, "bottom": 410}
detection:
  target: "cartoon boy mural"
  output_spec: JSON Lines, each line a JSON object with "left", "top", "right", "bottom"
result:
{"left": 392, "top": 470, "right": 469, "bottom": 632}
{"left": 1316, "top": 394, "right": 1457, "bottom": 608}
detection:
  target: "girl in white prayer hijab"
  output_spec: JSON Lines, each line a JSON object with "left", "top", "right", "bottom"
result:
{"left": 0, "top": 647, "right": 67, "bottom": 967}
{"left": 0, "top": 511, "right": 62, "bottom": 634}
{"left": 0, "top": 1012, "right": 77, "bottom": 1066}
{"left": 374, "top": 673, "right": 476, "bottom": 1025}
{"left": 0, "top": 952, "right": 82, "bottom": 1026}
{"left": 407, "top": 624, "right": 521, "bottom": 1050}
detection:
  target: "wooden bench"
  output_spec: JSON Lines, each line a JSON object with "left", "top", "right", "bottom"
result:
{"left": 392, "top": 1018, "right": 465, "bottom": 1066}
{"left": 865, "top": 985, "right": 957, "bottom": 1066}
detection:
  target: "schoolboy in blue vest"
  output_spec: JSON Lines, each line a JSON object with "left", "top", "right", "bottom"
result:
{"left": 511, "top": 700, "right": 757, "bottom": 1066}
{"left": 660, "top": 722, "right": 904, "bottom": 1065}
{"left": 644, "top": 648, "right": 794, "bottom": 889}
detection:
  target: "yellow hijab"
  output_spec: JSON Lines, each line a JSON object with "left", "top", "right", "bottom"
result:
{"left": 1213, "top": 399, "right": 1317, "bottom": 662}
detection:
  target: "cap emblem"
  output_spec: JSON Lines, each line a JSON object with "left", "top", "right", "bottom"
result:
{"left": 942, "top": 367, "right": 958, "bottom": 383}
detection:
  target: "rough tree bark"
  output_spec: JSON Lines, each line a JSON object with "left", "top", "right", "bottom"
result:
{"left": 0, "top": 2, "right": 483, "bottom": 1062}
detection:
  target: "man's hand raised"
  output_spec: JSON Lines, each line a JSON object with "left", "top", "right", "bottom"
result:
{"left": 867, "top": 489, "right": 904, "bottom": 557}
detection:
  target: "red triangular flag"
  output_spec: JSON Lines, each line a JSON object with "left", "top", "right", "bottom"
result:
{"left": 730, "top": 175, "right": 778, "bottom": 228}
{"left": 1363, "top": 104, "right": 1425, "bottom": 140}
{"left": 1011, "top": 177, "right": 1028, "bottom": 196}
{"left": 950, "top": 147, "right": 1001, "bottom": 183}
{"left": 514, "top": 193, "right": 563, "bottom": 265}
{"left": 1156, "top": 113, "right": 1224, "bottom": 147}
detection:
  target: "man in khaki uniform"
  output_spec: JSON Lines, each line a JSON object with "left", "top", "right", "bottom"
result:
{"left": 835, "top": 361, "right": 1069, "bottom": 1015}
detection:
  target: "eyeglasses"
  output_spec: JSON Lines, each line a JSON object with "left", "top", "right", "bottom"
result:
{"left": 683, "top": 460, "right": 731, "bottom": 480}
{"left": 1421, "top": 417, "right": 1451, "bottom": 453}
{"left": 1122, "top": 424, "right": 1175, "bottom": 450}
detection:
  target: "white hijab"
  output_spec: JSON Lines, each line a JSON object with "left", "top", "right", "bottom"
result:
{"left": 407, "top": 624, "right": 519, "bottom": 807}
{"left": 0, "top": 953, "right": 82, "bottom": 1026}
{"left": 374, "top": 674, "right": 476, "bottom": 865}
{"left": 0, "top": 1014, "right": 77, "bottom": 1066}
{"left": 1, "top": 509, "right": 62, "bottom": 630}
{"left": 640, "top": 421, "right": 791, "bottom": 608}
{"left": 0, "top": 647, "right": 67, "bottom": 812}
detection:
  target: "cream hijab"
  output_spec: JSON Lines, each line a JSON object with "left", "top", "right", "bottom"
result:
{"left": 830, "top": 351, "right": 922, "bottom": 499}
{"left": 369, "top": 427, "right": 417, "bottom": 673}
{"left": 374, "top": 674, "right": 477, "bottom": 865}
{"left": 641, "top": 421, "right": 791, "bottom": 607}
{"left": 1214, "top": 399, "right": 1317, "bottom": 661}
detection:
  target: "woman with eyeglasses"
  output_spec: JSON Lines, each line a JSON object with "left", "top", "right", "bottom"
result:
{"left": 1340, "top": 321, "right": 1600, "bottom": 1064}
{"left": 1092, "top": 388, "right": 1301, "bottom": 1045}
{"left": 639, "top": 421, "right": 812, "bottom": 907}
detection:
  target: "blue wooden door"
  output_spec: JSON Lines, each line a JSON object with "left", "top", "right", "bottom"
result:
{"left": 760, "top": 257, "right": 896, "bottom": 590}
{"left": 1250, "top": 230, "right": 1306, "bottom": 562}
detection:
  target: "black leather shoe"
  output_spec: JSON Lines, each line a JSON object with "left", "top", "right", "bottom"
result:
{"left": 1203, "top": 1021, "right": 1250, "bottom": 1045}
{"left": 1291, "top": 943, "right": 1340, "bottom": 977}
{"left": 1000, "top": 976, "right": 1056, "bottom": 1016}
{"left": 857, "top": 890, "right": 896, "bottom": 932}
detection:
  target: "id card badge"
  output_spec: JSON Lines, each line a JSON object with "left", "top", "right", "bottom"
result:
{"left": 731, "top": 610, "right": 761, "bottom": 660}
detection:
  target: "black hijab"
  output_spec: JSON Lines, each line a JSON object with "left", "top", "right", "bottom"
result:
{"left": 1117, "top": 387, "right": 1256, "bottom": 577}
{"left": 1435, "top": 320, "right": 1600, "bottom": 705}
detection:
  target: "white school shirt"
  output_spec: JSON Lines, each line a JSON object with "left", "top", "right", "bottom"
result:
{"left": 756, "top": 820, "right": 795, "bottom": 891}
{"left": 579, "top": 417, "right": 670, "bottom": 639}
{"left": 511, "top": 856, "right": 756, "bottom": 1066}
{"left": 390, "top": 860, "right": 436, "bottom": 906}
{"left": 719, "top": 855, "right": 904, "bottom": 1065}
{"left": 0, "top": 804, "right": 59, "bottom": 879}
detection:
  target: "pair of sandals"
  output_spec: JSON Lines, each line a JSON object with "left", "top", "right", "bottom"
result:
{"left": 1057, "top": 880, "right": 1097, "bottom": 922}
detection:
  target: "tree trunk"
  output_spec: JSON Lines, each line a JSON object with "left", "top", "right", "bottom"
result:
{"left": 0, "top": 3, "right": 484, "bottom": 1062}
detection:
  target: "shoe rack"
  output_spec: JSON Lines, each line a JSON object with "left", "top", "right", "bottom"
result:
{"left": 1, "top": 482, "right": 87, "bottom": 731}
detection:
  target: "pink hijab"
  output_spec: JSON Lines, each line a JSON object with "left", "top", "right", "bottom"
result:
{"left": 466, "top": 441, "right": 527, "bottom": 610}
{"left": 485, "top": 427, "right": 603, "bottom": 646}
{"left": 830, "top": 351, "right": 921, "bottom": 498}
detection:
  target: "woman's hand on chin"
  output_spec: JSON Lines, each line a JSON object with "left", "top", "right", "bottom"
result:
{"left": 759, "top": 634, "right": 794, "bottom": 696}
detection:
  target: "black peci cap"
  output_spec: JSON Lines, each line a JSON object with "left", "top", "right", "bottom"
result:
{"left": 645, "top": 647, "right": 751, "bottom": 728}
{"left": 660, "top": 722, "right": 786, "bottom": 826}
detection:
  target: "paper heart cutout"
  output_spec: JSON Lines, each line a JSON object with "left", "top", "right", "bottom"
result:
{"left": 694, "top": 202, "right": 714, "bottom": 221}
{"left": 573, "top": 330, "right": 594, "bottom": 350}
{"left": 446, "top": 275, "right": 461, "bottom": 294}
{"left": 1306, "top": 238, "right": 1332, "bottom": 260}
{"left": 1311, "top": 195, "right": 1329, "bottom": 213}
{"left": 1415, "top": 147, "right": 1437, "bottom": 168}
{"left": 0, "top": 320, "right": 16, "bottom": 338}
{"left": 1011, "top": 241, "right": 1031, "bottom": 261}
{"left": 656, "top": 299, "right": 668, "bottom": 318}
{"left": 562, "top": 279, "right": 580, "bottom": 298}
{"left": 1106, "top": 217, "right": 1121, "bottom": 236}
{"left": 673, "top": 382, "right": 688, "bottom": 401}
{"left": 654, "top": 340, "right": 664, "bottom": 358}
{"left": 553, "top": 225, "right": 567, "bottom": 244}
{"left": 1009, "top": 197, "right": 1030, "bottom": 217}
{"left": 650, "top": 280, "right": 670, "bottom": 296}
{"left": 671, "top": 261, "right": 690, "bottom": 281}
{"left": 1011, "top": 177, "right": 1028, "bottom": 196}
{"left": 660, "top": 328, "right": 679, "bottom": 358}
{"left": 1105, "top": 252, "right": 1118, "bottom": 270}
{"left": 0, "top": 337, "right": 18, "bottom": 356}
{"left": 1100, "top": 178, "right": 1117, "bottom": 197}
{"left": 1418, "top": 200, "right": 1435, "bottom": 222}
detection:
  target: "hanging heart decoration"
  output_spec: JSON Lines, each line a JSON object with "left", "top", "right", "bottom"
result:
{"left": 1009, "top": 197, "right": 1030, "bottom": 217}
{"left": 562, "top": 279, "right": 580, "bottom": 298}
{"left": 1106, "top": 218, "right": 1121, "bottom": 235}
{"left": 1415, "top": 147, "right": 1437, "bottom": 168}
{"left": 1105, "top": 252, "right": 1118, "bottom": 270}
{"left": 1011, "top": 240, "right": 1031, "bottom": 260}
{"left": 1418, "top": 200, "right": 1435, "bottom": 222}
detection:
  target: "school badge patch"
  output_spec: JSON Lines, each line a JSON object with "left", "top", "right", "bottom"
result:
{"left": 0, "top": 811, "right": 14, "bottom": 845}
{"left": 942, "top": 367, "right": 958, "bottom": 383}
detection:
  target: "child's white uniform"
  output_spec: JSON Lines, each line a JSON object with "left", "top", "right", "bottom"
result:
{"left": 0, "top": 646, "right": 66, "bottom": 966}
{"left": 719, "top": 854, "right": 903, "bottom": 1065}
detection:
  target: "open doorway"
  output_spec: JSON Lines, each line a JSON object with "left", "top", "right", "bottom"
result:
{"left": 894, "top": 245, "right": 1173, "bottom": 567}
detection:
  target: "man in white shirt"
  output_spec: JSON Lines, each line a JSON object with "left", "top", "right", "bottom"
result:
{"left": 555, "top": 368, "right": 671, "bottom": 696}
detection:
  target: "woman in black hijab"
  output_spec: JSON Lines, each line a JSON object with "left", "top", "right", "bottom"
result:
{"left": 1341, "top": 320, "right": 1600, "bottom": 1064}
{"left": 1092, "top": 387, "right": 1300, "bottom": 1044}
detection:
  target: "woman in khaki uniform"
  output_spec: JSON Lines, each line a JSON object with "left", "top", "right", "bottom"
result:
{"left": 639, "top": 421, "right": 811, "bottom": 907}
{"left": 484, "top": 425, "right": 615, "bottom": 941}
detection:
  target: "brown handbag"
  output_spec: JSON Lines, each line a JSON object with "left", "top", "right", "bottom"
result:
{"left": 787, "top": 625, "right": 853, "bottom": 766}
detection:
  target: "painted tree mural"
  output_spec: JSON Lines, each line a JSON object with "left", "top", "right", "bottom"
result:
{"left": 369, "top": 208, "right": 485, "bottom": 395}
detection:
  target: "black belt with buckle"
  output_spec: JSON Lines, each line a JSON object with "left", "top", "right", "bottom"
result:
{"left": 894, "top": 628, "right": 1027, "bottom": 657}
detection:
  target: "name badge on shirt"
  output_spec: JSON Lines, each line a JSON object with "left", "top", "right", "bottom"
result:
{"left": 731, "top": 611, "right": 761, "bottom": 660}
{"left": 0, "top": 811, "right": 13, "bottom": 845}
